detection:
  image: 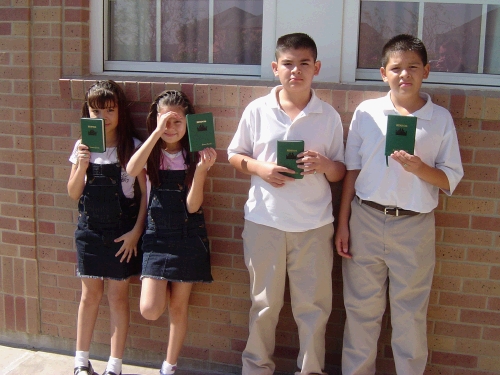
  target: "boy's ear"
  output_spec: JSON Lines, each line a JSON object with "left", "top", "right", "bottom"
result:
{"left": 423, "top": 63, "right": 430, "bottom": 79}
{"left": 314, "top": 60, "right": 321, "bottom": 75}
{"left": 380, "top": 67, "right": 388, "bottom": 82}
{"left": 271, "top": 61, "right": 278, "bottom": 76}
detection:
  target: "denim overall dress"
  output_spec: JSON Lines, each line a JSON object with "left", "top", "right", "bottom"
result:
{"left": 141, "top": 169, "right": 213, "bottom": 282}
{"left": 75, "top": 162, "right": 142, "bottom": 279}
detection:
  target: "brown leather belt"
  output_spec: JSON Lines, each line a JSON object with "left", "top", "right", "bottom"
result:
{"left": 357, "top": 197, "right": 420, "bottom": 216}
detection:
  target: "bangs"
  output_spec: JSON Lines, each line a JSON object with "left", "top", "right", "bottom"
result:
{"left": 86, "top": 88, "right": 117, "bottom": 109}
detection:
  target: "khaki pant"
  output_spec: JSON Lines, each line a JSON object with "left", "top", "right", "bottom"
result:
{"left": 241, "top": 221, "right": 334, "bottom": 375}
{"left": 342, "top": 198, "right": 435, "bottom": 375}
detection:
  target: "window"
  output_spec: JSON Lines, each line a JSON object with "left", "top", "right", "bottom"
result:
{"left": 102, "top": 0, "right": 265, "bottom": 76}
{"left": 355, "top": 0, "right": 500, "bottom": 87}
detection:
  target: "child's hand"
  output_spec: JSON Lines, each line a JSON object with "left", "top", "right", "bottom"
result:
{"left": 334, "top": 224, "right": 352, "bottom": 259}
{"left": 76, "top": 143, "right": 91, "bottom": 170}
{"left": 297, "top": 150, "right": 329, "bottom": 175}
{"left": 155, "top": 111, "right": 182, "bottom": 135}
{"left": 390, "top": 150, "right": 423, "bottom": 173}
{"left": 257, "top": 162, "right": 295, "bottom": 188}
{"left": 196, "top": 147, "right": 217, "bottom": 172}
{"left": 114, "top": 230, "right": 141, "bottom": 263}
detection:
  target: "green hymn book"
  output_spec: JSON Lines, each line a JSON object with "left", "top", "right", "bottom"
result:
{"left": 277, "top": 140, "right": 304, "bottom": 179}
{"left": 385, "top": 114, "right": 417, "bottom": 166}
{"left": 81, "top": 118, "right": 106, "bottom": 153}
{"left": 186, "top": 112, "right": 216, "bottom": 152}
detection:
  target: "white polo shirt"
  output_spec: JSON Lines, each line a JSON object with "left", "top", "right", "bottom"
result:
{"left": 228, "top": 86, "right": 345, "bottom": 232}
{"left": 345, "top": 92, "right": 463, "bottom": 213}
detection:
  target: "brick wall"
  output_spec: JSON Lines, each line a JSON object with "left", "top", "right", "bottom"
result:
{"left": 1, "top": 1, "right": 500, "bottom": 374}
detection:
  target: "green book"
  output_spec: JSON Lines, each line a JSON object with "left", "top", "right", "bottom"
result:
{"left": 385, "top": 114, "right": 417, "bottom": 166}
{"left": 186, "top": 112, "right": 216, "bottom": 152}
{"left": 277, "top": 140, "right": 304, "bottom": 179}
{"left": 81, "top": 118, "right": 106, "bottom": 153}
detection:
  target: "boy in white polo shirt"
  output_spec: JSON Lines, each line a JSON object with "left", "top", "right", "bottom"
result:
{"left": 228, "top": 33, "right": 345, "bottom": 375}
{"left": 335, "top": 34, "right": 463, "bottom": 375}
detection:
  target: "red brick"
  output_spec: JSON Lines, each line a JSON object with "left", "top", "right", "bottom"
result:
{"left": 0, "top": 8, "right": 30, "bottom": 21}
{"left": 483, "top": 327, "right": 500, "bottom": 341}
{"left": 443, "top": 228, "right": 492, "bottom": 246}
{"left": 434, "top": 321, "right": 481, "bottom": 339}
{"left": 431, "top": 351, "right": 477, "bottom": 368}
{"left": 4, "top": 294, "right": 15, "bottom": 330}
{"left": 0, "top": 22, "right": 11, "bottom": 35}
{"left": 15, "top": 296, "right": 27, "bottom": 332}
{"left": 467, "top": 248, "right": 500, "bottom": 264}
{"left": 482, "top": 120, "right": 500, "bottom": 131}
{"left": 439, "top": 291, "right": 486, "bottom": 309}
{"left": 461, "top": 309, "right": 500, "bottom": 325}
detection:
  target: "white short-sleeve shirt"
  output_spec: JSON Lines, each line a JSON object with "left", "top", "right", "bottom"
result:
{"left": 227, "top": 86, "right": 345, "bottom": 232}
{"left": 345, "top": 92, "right": 463, "bottom": 213}
{"left": 69, "top": 138, "right": 141, "bottom": 199}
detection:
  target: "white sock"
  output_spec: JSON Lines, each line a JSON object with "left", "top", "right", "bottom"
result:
{"left": 75, "top": 350, "right": 90, "bottom": 368}
{"left": 106, "top": 356, "right": 122, "bottom": 374}
{"left": 161, "top": 361, "right": 177, "bottom": 374}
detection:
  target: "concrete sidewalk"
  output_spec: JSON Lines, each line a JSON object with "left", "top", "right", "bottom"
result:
{"left": 0, "top": 345, "right": 226, "bottom": 375}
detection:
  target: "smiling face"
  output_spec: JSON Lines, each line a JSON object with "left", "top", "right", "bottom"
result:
{"left": 158, "top": 105, "right": 187, "bottom": 151}
{"left": 272, "top": 48, "right": 321, "bottom": 94}
{"left": 380, "top": 50, "right": 430, "bottom": 101}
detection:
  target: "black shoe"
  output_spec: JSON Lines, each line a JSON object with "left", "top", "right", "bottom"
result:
{"left": 74, "top": 360, "right": 94, "bottom": 375}
{"left": 102, "top": 371, "right": 121, "bottom": 375}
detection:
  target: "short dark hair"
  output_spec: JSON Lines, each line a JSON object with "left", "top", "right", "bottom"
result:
{"left": 275, "top": 33, "right": 317, "bottom": 61}
{"left": 381, "top": 34, "right": 428, "bottom": 67}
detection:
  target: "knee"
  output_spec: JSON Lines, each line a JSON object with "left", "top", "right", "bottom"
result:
{"left": 107, "top": 292, "right": 129, "bottom": 310}
{"left": 80, "top": 289, "right": 103, "bottom": 307}
{"left": 168, "top": 301, "right": 188, "bottom": 322}
{"left": 140, "top": 301, "right": 163, "bottom": 321}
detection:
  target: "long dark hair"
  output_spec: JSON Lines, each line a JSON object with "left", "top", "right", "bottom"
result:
{"left": 81, "top": 80, "right": 140, "bottom": 168}
{"left": 146, "top": 90, "right": 198, "bottom": 187}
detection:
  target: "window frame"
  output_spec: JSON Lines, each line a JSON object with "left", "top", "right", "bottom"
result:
{"left": 345, "top": 0, "right": 500, "bottom": 87}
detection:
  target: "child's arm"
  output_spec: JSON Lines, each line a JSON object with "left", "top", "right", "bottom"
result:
{"left": 297, "top": 150, "right": 346, "bottom": 182}
{"left": 186, "top": 147, "right": 217, "bottom": 213}
{"left": 126, "top": 111, "right": 181, "bottom": 177}
{"left": 114, "top": 169, "right": 147, "bottom": 263}
{"left": 334, "top": 169, "right": 360, "bottom": 259}
{"left": 228, "top": 154, "right": 296, "bottom": 188}
{"left": 67, "top": 143, "right": 90, "bottom": 200}
{"left": 390, "top": 150, "right": 450, "bottom": 190}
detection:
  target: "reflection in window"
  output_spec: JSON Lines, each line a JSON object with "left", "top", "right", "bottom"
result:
{"left": 358, "top": 2, "right": 418, "bottom": 69}
{"left": 423, "top": 3, "right": 481, "bottom": 73}
{"left": 107, "top": 0, "right": 263, "bottom": 65}
{"left": 485, "top": 5, "right": 500, "bottom": 74}
{"left": 108, "top": 0, "right": 156, "bottom": 61}
{"left": 357, "top": 1, "right": 500, "bottom": 76}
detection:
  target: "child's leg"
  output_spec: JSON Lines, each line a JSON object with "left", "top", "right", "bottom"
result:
{"left": 386, "top": 211, "right": 435, "bottom": 375}
{"left": 241, "top": 221, "right": 287, "bottom": 375}
{"left": 165, "top": 282, "right": 193, "bottom": 365}
{"left": 287, "top": 223, "right": 334, "bottom": 375}
{"left": 76, "top": 278, "right": 104, "bottom": 352}
{"left": 75, "top": 278, "right": 104, "bottom": 373}
{"left": 107, "top": 278, "right": 131, "bottom": 359}
{"left": 140, "top": 277, "right": 169, "bottom": 320}
{"left": 341, "top": 199, "right": 390, "bottom": 375}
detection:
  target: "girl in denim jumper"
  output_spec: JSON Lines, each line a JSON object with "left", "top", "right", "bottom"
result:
{"left": 127, "top": 90, "right": 214, "bottom": 375}
{"left": 68, "top": 80, "right": 147, "bottom": 375}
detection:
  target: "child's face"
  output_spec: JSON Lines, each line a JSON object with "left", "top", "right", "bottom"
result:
{"left": 272, "top": 48, "right": 320, "bottom": 94}
{"left": 380, "top": 50, "right": 430, "bottom": 99}
{"left": 157, "top": 105, "right": 187, "bottom": 149}
{"left": 88, "top": 102, "right": 119, "bottom": 136}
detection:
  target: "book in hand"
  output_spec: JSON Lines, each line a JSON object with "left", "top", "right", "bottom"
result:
{"left": 277, "top": 140, "right": 304, "bottom": 179}
{"left": 385, "top": 114, "right": 417, "bottom": 166}
{"left": 81, "top": 118, "right": 106, "bottom": 153}
{"left": 186, "top": 112, "right": 216, "bottom": 152}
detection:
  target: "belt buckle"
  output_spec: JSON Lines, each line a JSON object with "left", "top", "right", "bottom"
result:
{"left": 384, "top": 206, "right": 399, "bottom": 216}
